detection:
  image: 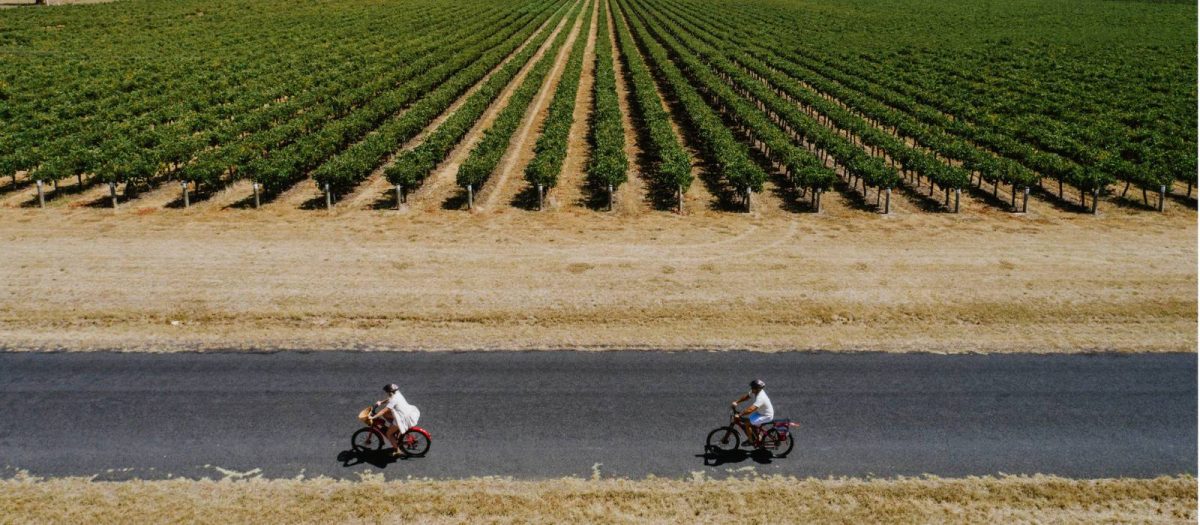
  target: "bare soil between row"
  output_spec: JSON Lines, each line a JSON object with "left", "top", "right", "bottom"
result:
{"left": 0, "top": 205, "right": 1193, "bottom": 353}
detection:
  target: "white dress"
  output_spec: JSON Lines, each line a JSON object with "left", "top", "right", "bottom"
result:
{"left": 385, "top": 391, "right": 421, "bottom": 434}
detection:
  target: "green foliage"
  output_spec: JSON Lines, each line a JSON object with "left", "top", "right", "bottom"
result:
{"left": 386, "top": 1, "right": 578, "bottom": 190}
{"left": 457, "top": 0, "right": 584, "bottom": 189}
{"left": 653, "top": 0, "right": 1195, "bottom": 195}
{"left": 620, "top": 0, "right": 767, "bottom": 193}
{"left": 524, "top": 0, "right": 595, "bottom": 190}
{"left": 0, "top": 0, "right": 564, "bottom": 196}
{"left": 610, "top": 0, "right": 692, "bottom": 193}
{"left": 583, "top": 1, "right": 628, "bottom": 190}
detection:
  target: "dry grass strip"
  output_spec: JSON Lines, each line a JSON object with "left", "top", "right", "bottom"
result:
{"left": 0, "top": 474, "right": 1193, "bottom": 524}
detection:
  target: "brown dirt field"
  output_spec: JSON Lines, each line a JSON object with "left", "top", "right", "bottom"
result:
{"left": 128, "top": 181, "right": 184, "bottom": 211}
{"left": 191, "top": 179, "right": 255, "bottom": 211}
{"left": 61, "top": 179, "right": 118, "bottom": 208}
{"left": 0, "top": 201, "right": 1193, "bottom": 353}
{"left": 549, "top": 0, "right": 601, "bottom": 212}
{"left": 265, "top": 176, "right": 322, "bottom": 211}
{"left": 475, "top": 0, "right": 589, "bottom": 211}
{"left": 1, "top": 474, "right": 1193, "bottom": 524}
{"left": 407, "top": 3, "right": 578, "bottom": 213}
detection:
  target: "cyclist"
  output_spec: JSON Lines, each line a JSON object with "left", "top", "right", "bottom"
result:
{"left": 367, "top": 383, "right": 421, "bottom": 457}
{"left": 731, "top": 379, "right": 773, "bottom": 447}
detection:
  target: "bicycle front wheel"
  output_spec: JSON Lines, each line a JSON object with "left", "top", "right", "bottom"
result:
{"left": 352, "top": 427, "right": 385, "bottom": 451}
{"left": 706, "top": 426, "right": 740, "bottom": 453}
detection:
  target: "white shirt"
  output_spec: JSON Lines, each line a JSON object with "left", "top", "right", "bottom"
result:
{"left": 751, "top": 389, "right": 774, "bottom": 420}
{"left": 385, "top": 391, "right": 420, "bottom": 425}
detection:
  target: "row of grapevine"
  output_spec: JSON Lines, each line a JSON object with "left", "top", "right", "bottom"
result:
{"left": 856, "top": 46, "right": 1193, "bottom": 189}
{"left": 624, "top": 0, "right": 837, "bottom": 201}
{"left": 523, "top": 0, "right": 597, "bottom": 207}
{"left": 2, "top": 0, "right": 456, "bottom": 141}
{"left": 312, "top": 2, "right": 565, "bottom": 197}
{"left": 638, "top": 1, "right": 980, "bottom": 208}
{"left": 385, "top": 1, "right": 577, "bottom": 192}
{"left": 729, "top": 1, "right": 1194, "bottom": 197}
{"left": 617, "top": 0, "right": 766, "bottom": 210}
{"left": 241, "top": 4, "right": 562, "bottom": 196}
{"left": 717, "top": 3, "right": 1181, "bottom": 202}
{"left": 780, "top": 45, "right": 1111, "bottom": 196}
{"left": 608, "top": 0, "right": 691, "bottom": 209}
{"left": 583, "top": 0, "right": 628, "bottom": 209}
{"left": 654, "top": 0, "right": 1037, "bottom": 197}
{"left": 455, "top": 0, "right": 585, "bottom": 201}
{"left": 2, "top": 1, "right": 462, "bottom": 192}
{"left": 654, "top": 0, "right": 1120, "bottom": 210}
{"left": 182, "top": 9, "right": 512, "bottom": 194}
{"left": 2, "top": 1, "right": 502, "bottom": 201}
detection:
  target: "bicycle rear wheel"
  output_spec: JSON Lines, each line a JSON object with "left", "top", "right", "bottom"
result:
{"left": 706, "top": 426, "right": 740, "bottom": 453}
{"left": 761, "top": 428, "right": 794, "bottom": 457}
{"left": 352, "top": 427, "right": 385, "bottom": 451}
{"left": 400, "top": 429, "right": 431, "bottom": 456}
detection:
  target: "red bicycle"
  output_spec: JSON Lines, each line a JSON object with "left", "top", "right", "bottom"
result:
{"left": 706, "top": 407, "right": 796, "bottom": 457}
{"left": 351, "top": 405, "right": 431, "bottom": 457}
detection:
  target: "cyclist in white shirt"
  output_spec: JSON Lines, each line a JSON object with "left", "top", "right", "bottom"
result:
{"left": 731, "top": 379, "right": 774, "bottom": 447}
{"left": 367, "top": 383, "right": 421, "bottom": 457}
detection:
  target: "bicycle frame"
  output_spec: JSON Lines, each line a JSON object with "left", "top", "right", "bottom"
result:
{"left": 729, "top": 413, "right": 768, "bottom": 444}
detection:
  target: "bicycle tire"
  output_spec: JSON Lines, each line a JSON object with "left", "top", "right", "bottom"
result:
{"left": 400, "top": 429, "right": 431, "bottom": 456}
{"left": 705, "top": 426, "right": 740, "bottom": 453}
{"left": 762, "top": 428, "right": 795, "bottom": 457}
{"left": 352, "top": 427, "right": 385, "bottom": 451}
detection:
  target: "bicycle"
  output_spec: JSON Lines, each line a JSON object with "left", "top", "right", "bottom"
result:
{"left": 705, "top": 407, "right": 795, "bottom": 457}
{"left": 351, "top": 405, "right": 431, "bottom": 457}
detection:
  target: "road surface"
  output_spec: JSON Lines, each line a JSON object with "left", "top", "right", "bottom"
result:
{"left": 0, "top": 351, "right": 1193, "bottom": 480}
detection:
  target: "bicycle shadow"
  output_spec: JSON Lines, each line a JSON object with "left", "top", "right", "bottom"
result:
{"left": 697, "top": 446, "right": 778, "bottom": 467}
{"left": 336, "top": 448, "right": 417, "bottom": 469}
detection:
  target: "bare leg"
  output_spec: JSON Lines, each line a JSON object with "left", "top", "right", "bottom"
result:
{"left": 378, "top": 409, "right": 402, "bottom": 451}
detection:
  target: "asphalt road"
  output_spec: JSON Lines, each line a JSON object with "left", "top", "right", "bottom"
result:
{"left": 0, "top": 351, "right": 1193, "bottom": 480}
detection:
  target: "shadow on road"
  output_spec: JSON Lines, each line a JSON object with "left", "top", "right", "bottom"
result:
{"left": 697, "top": 446, "right": 778, "bottom": 467}
{"left": 337, "top": 448, "right": 419, "bottom": 469}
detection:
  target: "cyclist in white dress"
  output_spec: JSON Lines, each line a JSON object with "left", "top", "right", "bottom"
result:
{"left": 367, "top": 383, "right": 421, "bottom": 456}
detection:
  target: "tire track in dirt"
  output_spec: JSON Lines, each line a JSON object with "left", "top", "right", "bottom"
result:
{"left": 193, "top": 180, "right": 257, "bottom": 212}
{"left": 0, "top": 178, "right": 42, "bottom": 208}
{"left": 263, "top": 176, "right": 323, "bottom": 211}
{"left": 128, "top": 181, "right": 187, "bottom": 211}
{"left": 475, "top": 0, "right": 590, "bottom": 212}
{"left": 0, "top": 173, "right": 85, "bottom": 209}
{"left": 336, "top": 15, "right": 563, "bottom": 213}
{"left": 410, "top": 2, "right": 581, "bottom": 213}
{"left": 548, "top": 0, "right": 600, "bottom": 212}
{"left": 62, "top": 180, "right": 120, "bottom": 209}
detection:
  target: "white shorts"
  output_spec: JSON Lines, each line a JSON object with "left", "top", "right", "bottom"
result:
{"left": 748, "top": 413, "right": 771, "bottom": 427}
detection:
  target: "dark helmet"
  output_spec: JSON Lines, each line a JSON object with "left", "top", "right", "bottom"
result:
{"left": 750, "top": 379, "right": 765, "bottom": 390}
{"left": 384, "top": 383, "right": 399, "bottom": 394}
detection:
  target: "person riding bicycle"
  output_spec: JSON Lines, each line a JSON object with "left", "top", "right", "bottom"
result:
{"left": 731, "top": 379, "right": 774, "bottom": 447}
{"left": 367, "top": 383, "right": 421, "bottom": 457}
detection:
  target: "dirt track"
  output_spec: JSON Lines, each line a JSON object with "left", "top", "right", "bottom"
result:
{"left": 0, "top": 203, "right": 1193, "bottom": 352}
